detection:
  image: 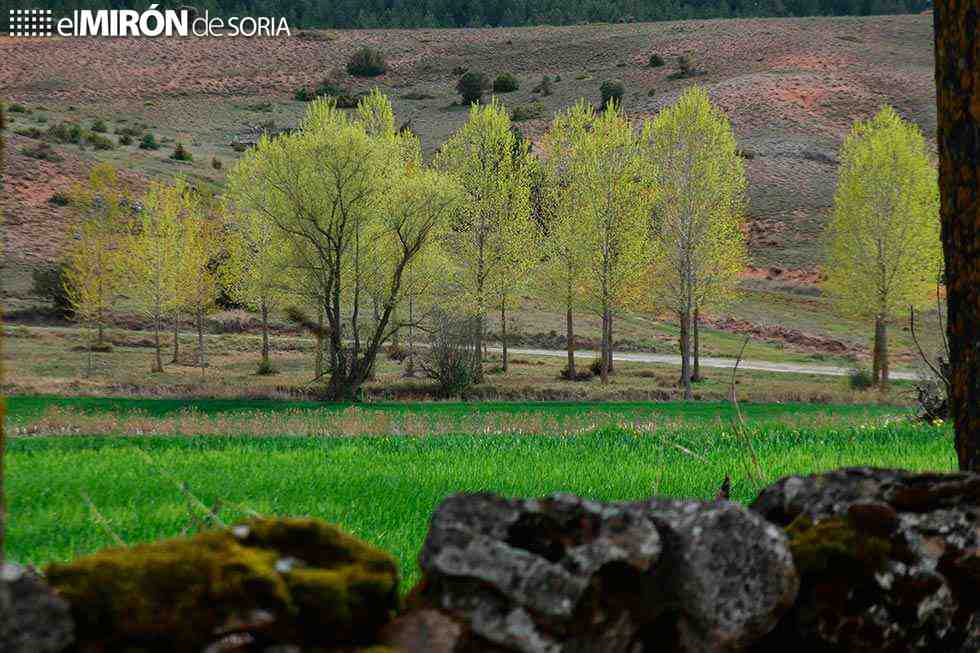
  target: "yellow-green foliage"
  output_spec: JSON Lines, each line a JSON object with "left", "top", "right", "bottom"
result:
{"left": 642, "top": 86, "right": 747, "bottom": 315}
{"left": 785, "top": 514, "right": 892, "bottom": 577}
{"left": 824, "top": 106, "right": 941, "bottom": 321}
{"left": 45, "top": 518, "right": 400, "bottom": 651}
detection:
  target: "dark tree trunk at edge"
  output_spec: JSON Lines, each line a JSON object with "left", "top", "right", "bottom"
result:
{"left": 935, "top": 0, "right": 980, "bottom": 471}
{"left": 566, "top": 307, "right": 576, "bottom": 378}
{"left": 692, "top": 308, "right": 702, "bottom": 382}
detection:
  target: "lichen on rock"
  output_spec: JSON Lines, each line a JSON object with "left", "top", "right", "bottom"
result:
{"left": 44, "top": 518, "right": 400, "bottom": 652}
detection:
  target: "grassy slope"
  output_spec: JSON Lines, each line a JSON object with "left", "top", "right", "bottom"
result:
{"left": 9, "top": 415, "right": 952, "bottom": 587}
{"left": 0, "top": 14, "right": 941, "bottom": 365}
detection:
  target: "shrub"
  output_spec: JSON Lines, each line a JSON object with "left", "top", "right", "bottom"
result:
{"left": 170, "top": 142, "right": 193, "bottom": 161}
{"left": 559, "top": 365, "right": 594, "bottom": 382}
{"left": 118, "top": 134, "right": 133, "bottom": 146}
{"left": 256, "top": 359, "right": 278, "bottom": 376}
{"left": 346, "top": 46, "right": 386, "bottom": 77}
{"left": 49, "top": 191, "right": 70, "bottom": 206}
{"left": 589, "top": 356, "right": 614, "bottom": 377}
{"left": 47, "top": 121, "right": 82, "bottom": 144}
{"left": 90, "top": 119, "right": 108, "bottom": 133}
{"left": 600, "top": 80, "right": 625, "bottom": 109}
{"left": 211, "top": 156, "right": 222, "bottom": 170}
{"left": 139, "top": 133, "right": 160, "bottom": 150}
{"left": 667, "top": 54, "right": 705, "bottom": 80}
{"left": 8, "top": 103, "right": 29, "bottom": 113}
{"left": 294, "top": 86, "right": 313, "bottom": 102}
{"left": 32, "top": 264, "right": 72, "bottom": 317}
{"left": 116, "top": 125, "right": 144, "bottom": 138}
{"left": 493, "top": 73, "right": 520, "bottom": 93}
{"left": 85, "top": 131, "right": 114, "bottom": 150}
{"left": 452, "top": 65, "right": 468, "bottom": 76}
{"left": 21, "top": 142, "right": 62, "bottom": 162}
{"left": 648, "top": 53, "right": 665, "bottom": 67}
{"left": 314, "top": 80, "right": 360, "bottom": 108}
{"left": 14, "top": 126, "right": 43, "bottom": 139}
{"left": 456, "top": 71, "right": 489, "bottom": 105}
{"left": 510, "top": 101, "right": 544, "bottom": 122}
{"left": 422, "top": 310, "right": 482, "bottom": 398}
{"left": 847, "top": 367, "right": 874, "bottom": 391}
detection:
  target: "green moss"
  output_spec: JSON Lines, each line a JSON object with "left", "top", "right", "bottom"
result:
{"left": 45, "top": 518, "right": 399, "bottom": 651}
{"left": 785, "top": 514, "right": 892, "bottom": 577}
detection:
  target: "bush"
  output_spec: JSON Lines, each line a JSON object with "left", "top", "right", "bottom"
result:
{"left": 667, "top": 54, "right": 705, "bottom": 80}
{"left": 589, "top": 356, "right": 614, "bottom": 377}
{"left": 422, "top": 309, "right": 482, "bottom": 398}
{"left": 648, "top": 53, "right": 665, "bottom": 67}
{"left": 32, "top": 264, "right": 72, "bottom": 316}
{"left": 493, "top": 72, "right": 520, "bottom": 93}
{"left": 47, "top": 121, "right": 82, "bottom": 144}
{"left": 116, "top": 125, "right": 144, "bottom": 138}
{"left": 256, "top": 359, "right": 278, "bottom": 376}
{"left": 118, "top": 134, "right": 133, "bottom": 146}
{"left": 847, "top": 367, "right": 874, "bottom": 391}
{"left": 90, "top": 119, "right": 108, "bottom": 133}
{"left": 559, "top": 365, "right": 594, "bottom": 382}
{"left": 170, "top": 142, "right": 193, "bottom": 161}
{"left": 139, "top": 133, "right": 160, "bottom": 150}
{"left": 456, "top": 71, "right": 489, "bottom": 105}
{"left": 510, "top": 101, "right": 544, "bottom": 122}
{"left": 14, "top": 126, "right": 43, "bottom": 139}
{"left": 49, "top": 191, "right": 70, "bottom": 206}
{"left": 21, "top": 142, "right": 62, "bottom": 162}
{"left": 8, "top": 103, "right": 29, "bottom": 113}
{"left": 85, "top": 131, "right": 114, "bottom": 150}
{"left": 211, "top": 156, "right": 222, "bottom": 170}
{"left": 346, "top": 46, "right": 387, "bottom": 77}
{"left": 600, "top": 80, "right": 625, "bottom": 109}
{"left": 294, "top": 86, "right": 313, "bottom": 102}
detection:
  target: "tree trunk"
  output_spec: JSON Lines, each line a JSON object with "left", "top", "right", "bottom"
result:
{"left": 692, "top": 308, "right": 702, "bottom": 382}
{"left": 196, "top": 307, "right": 206, "bottom": 375}
{"left": 153, "top": 315, "right": 164, "bottom": 373}
{"left": 566, "top": 306, "right": 576, "bottom": 378}
{"left": 934, "top": 0, "right": 979, "bottom": 471}
{"left": 474, "top": 313, "right": 485, "bottom": 383}
{"left": 171, "top": 312, "right": 180, "bottom": 364}
{"left": 873, "top": 315, "right": 890, "bottom": 389}
{"left": 600, "top": 309, "right": 610, "bottom": 384}
{"left": 607, "top": 312, "right": 614, "bottom": 374}
{"left": 501, "top": 300, "right": 508, "bottom": 373}
{"left": 260, "top": 301, "right": 270, "bottom": 369}
{"left": 87, "top": 336, "right": 94, "bottom": 378}
{"left": 97, "top": 320, "right": 105, "bottom": 347}
{"left": 679, "top": 309, "right": 693, "bottom": 400}
{"left": 406, "top": 296, "right": 416, "bottom": 377}
{"left": 314, "top": 307, "right": 324, "bottom": 381}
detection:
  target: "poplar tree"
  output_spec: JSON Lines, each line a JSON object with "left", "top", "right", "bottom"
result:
{"left": 436, "top": 99, "right": 536, "bottom": 380}
{"left": 824, "top": 106, "right": 941, "bottom": 388}
{"left": 62, "top": 164, "right": 129, "bottom": 368}
{"left": 642, "top": 87, "right": 747, "bottom": 399}
{"left": 121, "top": 181, "right": 189, "bottom": 373}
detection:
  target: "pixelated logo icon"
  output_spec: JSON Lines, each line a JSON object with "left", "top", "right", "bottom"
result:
{"left": 8, "top": 9, "right": 54, "bottom": 37}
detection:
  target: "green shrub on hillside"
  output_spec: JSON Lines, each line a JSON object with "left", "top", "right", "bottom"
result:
{"left": 456, "top": 71, "right": 489, "bottom": 105}
{"left": 600, "top": 79, "right": 625, "bottom": 108}
{"left": 170, "top": 142, "right": 193, "bottom": 162}
{"left": 493, "top": 72, "right": 520, "bottom": 93}
{"left": 139, "top": 134, "right": 160, "bottom": 150}
{"left": 346, "top": 46, "right": 386, "bottom": 77}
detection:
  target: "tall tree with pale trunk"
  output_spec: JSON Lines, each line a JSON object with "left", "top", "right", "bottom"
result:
{"left": 548, "top": 100, "right": 650, "bottom": 385}
{"left": 824, "top": 106, "right": 941, "bottom": 388}
{"left": 642, "top": 86, "right": 747, "bottom": 399}
{"left": 933, "top": 0, "right": 980, "bottom": 471}
{"left": 121, "top": 180, "right": 190, "bottom": 373}
{"left": 436, "top": 99, "right": 536, "bottom": 380}
{"left": 62, "top": 163, "right": 129, "bottom": 372}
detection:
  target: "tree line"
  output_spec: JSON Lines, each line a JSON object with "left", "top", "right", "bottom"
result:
{"left": 2, "top": 0, "right": 930, "bottom": 29}
{"left": 57, "top": 87, "right": 940, "bottom": 401}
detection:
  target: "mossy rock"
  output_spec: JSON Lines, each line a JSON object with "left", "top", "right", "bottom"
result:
{"left": 45, "top": 518, "right": 400, "bottom": 651}
{"left": 785, "top": 514, "right": 891, "bottom": 577}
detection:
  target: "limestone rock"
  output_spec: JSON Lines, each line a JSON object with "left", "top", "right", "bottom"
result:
{"left": 750, "top": 467, "right": 980, "bottom": 651}
{"left": 0, "top": 563, "right": 74, "bottom": 653}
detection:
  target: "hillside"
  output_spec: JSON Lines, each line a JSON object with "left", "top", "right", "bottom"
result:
{"left": 0, "top": 14, "right": 940, "bottom": 361}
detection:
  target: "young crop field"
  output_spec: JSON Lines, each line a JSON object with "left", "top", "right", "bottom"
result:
{"left": 7, "top": 396, "right": 952, "bottom": 588}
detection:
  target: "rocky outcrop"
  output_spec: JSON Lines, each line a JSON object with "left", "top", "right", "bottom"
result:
{"left": 400, "top": 492, "right": 797, "bottom": 652}
{"left": 750, "top": 467, "right": 980, "bottom": 652}
{"left": 0, "top": 564, "right": 74, "bottom": 653}
{"left": 43, "top": 518, "right": 400, "bottom": 652}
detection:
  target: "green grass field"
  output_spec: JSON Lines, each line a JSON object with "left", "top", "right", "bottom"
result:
{"left": 7, "top": 396, "right": 953, "bottom": 589}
